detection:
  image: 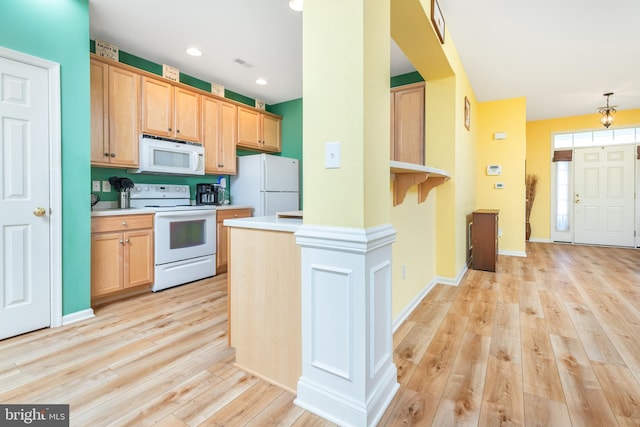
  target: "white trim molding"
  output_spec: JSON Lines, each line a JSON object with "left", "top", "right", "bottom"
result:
{"left": 62, "top": 308, "right": 94, "bottom": 326}
{"left": 294, "top": 223, "right": 399, "bottom": 427}
{"left": 499, "top": 250, "right": 527, "bottom": 257}
{"left": 0, "top": 46, "right": 62, "bottom": 328}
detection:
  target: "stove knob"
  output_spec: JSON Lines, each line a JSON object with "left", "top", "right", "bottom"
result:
{"left": 134, "top": 185, "right": 142, "bottom": 192}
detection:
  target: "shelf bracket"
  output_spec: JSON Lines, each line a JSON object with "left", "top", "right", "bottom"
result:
{"left": 390, "top": 161, "right": 451, "bottom": 207}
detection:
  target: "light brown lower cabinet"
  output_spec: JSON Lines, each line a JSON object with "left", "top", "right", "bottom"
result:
{"left": 91, "top": 214, "right": 154, "bottom": 304}
{"left": 216, "top": 208, "right": 252, "bottom": 273}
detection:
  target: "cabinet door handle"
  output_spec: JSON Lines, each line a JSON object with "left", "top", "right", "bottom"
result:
{"left": 110, "top": 153, "right": 116, "bottom": 157}
{"left": 119, "top": 239, "right": 124, "bottom": 244}
{"left": 104, "top": 152, "right": 110, "bottom": 157}
{"left": 125, "top": 239, "right": 129, "bottom": 243}
{"left": 168, "top": 127, "right": 172, "bottom": 132}
{"left": 176, "top": 129, "right": 180, "bottom": 133}
{"left": 122, "top": 221, "right": 127, "bottom": 226}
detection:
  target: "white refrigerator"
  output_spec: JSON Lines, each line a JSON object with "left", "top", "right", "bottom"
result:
{"left": 230, "top": 154, "right": 299, "bottom": 216}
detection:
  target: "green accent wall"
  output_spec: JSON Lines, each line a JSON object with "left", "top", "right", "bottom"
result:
{"left": 1, "top": 0, "right": 91, "bottom": 315}
{"left": 269, "top": 98, "right": 304, "bottom": 208}
{"left": 91, "top": 168, "right": 227, "bottom": 203}
{"left": 90, "top": 40, "right": 260, "bottom": 108}
{"left": 391, "top": 71, "right": 424, "bottom": 87}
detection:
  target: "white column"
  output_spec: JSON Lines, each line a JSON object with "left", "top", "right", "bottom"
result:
{"left": 294, "top": 223, "right": 399, "bottom": 427}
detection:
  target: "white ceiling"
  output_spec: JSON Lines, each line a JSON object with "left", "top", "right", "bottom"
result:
{"left": 89, "top": 0, "right": 640, "bottom": 122}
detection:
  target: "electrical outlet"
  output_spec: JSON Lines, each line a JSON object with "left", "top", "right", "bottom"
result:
{"left": 498, "top": 228, "right": 503, "bottom": 237}
{"left": 402, "top": 265, "right": 406, "bottom": 280}
{"left": 102, "top": 180, "right": 111, "bottom": 192}
{"left": 92, "top": 181, "right": 100, "bottom": 192}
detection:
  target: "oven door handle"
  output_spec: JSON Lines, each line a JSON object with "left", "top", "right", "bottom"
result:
{"left": 155, "top": 210, "right": 216, "bottom": 220}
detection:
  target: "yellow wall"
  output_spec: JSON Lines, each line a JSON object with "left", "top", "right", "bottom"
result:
{"left": 526, "top": 109, "right": 640, "bottom": 240}
{"left": 389, "top": 0, "right": 479, "bottom": 318}
{"left": 477, "top": 98, "right": 527, "bottom": 254}
{"left": 302, "top": 0, "right": 390, "bottom": 228}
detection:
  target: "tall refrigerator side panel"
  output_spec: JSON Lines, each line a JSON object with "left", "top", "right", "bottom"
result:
{"left": 230, "top": 155, "right": 262, "bottom": 213}
{"left": 262, "top": 154, "right": 299, "bottom": 192}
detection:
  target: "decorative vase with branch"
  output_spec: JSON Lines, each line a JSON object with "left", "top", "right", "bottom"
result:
{"left": 525, "top": 174, "right": 538, "bottom": 241}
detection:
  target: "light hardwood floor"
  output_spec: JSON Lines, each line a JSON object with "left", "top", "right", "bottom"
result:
{"left": 1, "top": 243, "right": 639, "bottom": 426}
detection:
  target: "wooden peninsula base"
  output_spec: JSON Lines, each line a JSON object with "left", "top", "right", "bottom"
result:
{"left": 226, "top": 217, "right": 302, "bottom": 392}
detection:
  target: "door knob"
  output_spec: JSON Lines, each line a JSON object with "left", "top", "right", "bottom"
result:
{"left": 33, "top": 207, "right": 46, "bottom": 217}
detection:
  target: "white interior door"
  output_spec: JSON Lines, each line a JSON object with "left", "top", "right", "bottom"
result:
{"left": 0, "top": 55, "right": 51, "bottom": 339}
{"left": 574, "top": 145, "right": 635, "bottom": 247}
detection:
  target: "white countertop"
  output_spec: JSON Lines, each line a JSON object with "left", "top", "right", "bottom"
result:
{"left": 224, "top": 215, "right": 302, "bottom": 233}
{"left": 91, "top": 204, "right": 252, "bottom": 217}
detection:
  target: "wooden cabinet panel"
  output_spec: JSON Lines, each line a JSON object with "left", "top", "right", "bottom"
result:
{"left": 141, "top": 77, "right": 172, "bottom": 138}
{"left": 390, "top": 82, "right": 425, "bottom": 165}
{"left": 91, "top": 214, "right": 154, "bottom": 301}
{"left": 216, "top": 208, "right": 252, "bottom": 272}
{"left": 90, "top": 59, "right": 139, "bottom": 167}
{"left": 203, "top": 96, "right": 237, "bottom": 174}
{"left": 91, "top": 232, "right": 124, "bottom": 297}
{"left": 141, "top": 77, "right": 201, "bottom": 142}
{"left": 90, "top": 60, "right": 109, "bottom": 163}
{"left": 262, "top": 114, "right": 281, "bottom": 152}
{"left": 91, "top": 214, "right": 153, "bottom": 233}
{"left": 125, "top": 229, "right": 154, "bottom": 288}
{"left": 237, "top": 107, "right": 261, "bottom": 149}
{"left": 237, "top": 107, "right": 281, "bottom": 153}
{"left": 174, "top": 86, "right": 201, "bottom": 141}
{"left": 471, "top": 209, "right": 499, "bottom": 272}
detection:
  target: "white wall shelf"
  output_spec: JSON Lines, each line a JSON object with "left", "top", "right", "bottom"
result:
{"left": 390, "top": 161, "right": 450, "bottom": 206}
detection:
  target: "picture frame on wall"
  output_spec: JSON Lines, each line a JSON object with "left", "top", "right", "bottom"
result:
{"left": 431, "top": 0, "right": 445, "bottom": 44}
{"left": 464, "top": 96, "right": 471, "bottom": 130}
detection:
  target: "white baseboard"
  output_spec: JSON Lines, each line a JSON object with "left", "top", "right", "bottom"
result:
{"left": 392, "top": 264, "right": 468, "bottom": 332}
{"left": 499, "top": 250, "right": 527, "bottom": 257}
{"left": 62, "top": 308, "right": 94, "bottom": 326}
{"left": 528, "top": 238, "right": 552, "bottom": 243}
{"left": 393, "top": 279, "right": 437, "bottom": 332}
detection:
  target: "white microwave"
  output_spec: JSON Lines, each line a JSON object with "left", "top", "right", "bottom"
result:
{"left": 129, "top": 135, "right": 205, "bottom": 176}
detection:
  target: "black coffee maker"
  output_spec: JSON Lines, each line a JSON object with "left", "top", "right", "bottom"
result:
{"left": 196, "top": 183, "right": 220, "bottom": 205}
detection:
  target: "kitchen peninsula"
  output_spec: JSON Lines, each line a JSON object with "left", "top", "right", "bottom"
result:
{"left": 224, "top": 215, "right": 302, "bottom": 392}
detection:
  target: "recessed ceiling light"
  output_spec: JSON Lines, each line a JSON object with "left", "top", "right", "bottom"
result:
{"left": 186, "top": 47, "right": 203, "bottom": 57}
{"left": 289, "top": 0, "right": 303, "bottom": 11}
{"left": 256, "top": 78, "right": 268, "bottom": 85}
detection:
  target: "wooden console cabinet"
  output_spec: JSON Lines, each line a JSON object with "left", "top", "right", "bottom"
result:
{"left": 471, "top": 209, "right": 499, "bottom": 272}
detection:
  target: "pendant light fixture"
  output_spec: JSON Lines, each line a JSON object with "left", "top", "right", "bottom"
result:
{"left": 598, "top": 92, "right": 616, "bottom": 128}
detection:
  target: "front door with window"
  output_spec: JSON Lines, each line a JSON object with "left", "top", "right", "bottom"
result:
{"left": 573, "top": 145, "right": 635, "bottom": 247}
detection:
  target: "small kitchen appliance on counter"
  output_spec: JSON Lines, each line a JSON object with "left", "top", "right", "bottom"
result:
{"left": 196, "top": 183, "right": 220, "bottom": 206}
{"left": 130, "top": 183, "right": 217, "bottom": 291}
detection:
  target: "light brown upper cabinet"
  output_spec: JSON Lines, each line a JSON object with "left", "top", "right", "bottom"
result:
{"left": 390, "top": 82, "right": 425, "bottom": 165}
{"left": 141, "top": 76, "right": 201, "bottom": 142}
{"left": 237, "top": 106, "right": 282, "bottom": 152}
{"left": 203, "top": 96, "right": 238, "bottom": 174}
{"left": 90, "top": 59, "right": 140, "bottom": 167}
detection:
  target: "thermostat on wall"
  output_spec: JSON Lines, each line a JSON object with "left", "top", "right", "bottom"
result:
{"left": 486, "top": 165, "right": 502, "bottom": 176}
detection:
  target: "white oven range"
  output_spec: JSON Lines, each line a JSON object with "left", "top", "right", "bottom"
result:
{"left": 130, "top": 183, "right": 216, "bottom": 292}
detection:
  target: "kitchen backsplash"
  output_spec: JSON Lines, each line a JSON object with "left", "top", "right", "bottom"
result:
{"left": 91, "top": 167, "right": 229, "bottom": 203}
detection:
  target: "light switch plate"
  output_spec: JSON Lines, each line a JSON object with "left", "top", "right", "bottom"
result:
{"left": 92, "top": 181, "right": 100, "bottom": 192}
{"left": 102, "top": 180, "right": 111, "bottom": 192}
{"left": 325, "top": 141, "right": 341, "bottom": 169}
